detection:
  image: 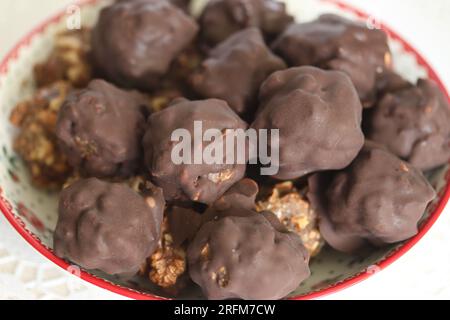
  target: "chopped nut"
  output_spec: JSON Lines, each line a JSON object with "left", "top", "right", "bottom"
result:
{"left": 384, "top": 51, "right": 392, "bottom": 69}
{"left": 207, "top": 169, "right": 234, "bottom": 183}
{"left": 400, "top": 162, "right": 409, "bottom": 172}
{"left": 143, "top": 217, "right": 187, "bottom": 290}
{"left": 256, "top": 182, "right": 324, "bottom": 256}
{"left": 74, "top": 136, "right": 97, "bottom": 157}
{"left": 62, "top": 172, "right": 81, "bottom": 189}
{"left": 10, "top": 81, "right": 72, "bottom": 189}
{"left": 216, "top": 266, "right": 229, "bottom": 288}
{"left": 149, "top": 245, "right": 186, "bottom": 288}
{"left": 200, "top": 243, "right": 210, "bottom": 261}
{"left": 34, "top": 29, "right": 92, "bottom": 88}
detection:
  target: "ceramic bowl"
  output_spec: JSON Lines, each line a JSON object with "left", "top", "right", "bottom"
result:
{"left": 0, "top": 0, "right": 449, "bottom": 299}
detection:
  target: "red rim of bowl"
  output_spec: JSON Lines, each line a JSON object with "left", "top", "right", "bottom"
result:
{"left": 0, "top": 0, "right": 449, "bottom": 300}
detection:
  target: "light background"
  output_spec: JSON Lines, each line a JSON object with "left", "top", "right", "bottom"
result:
{"left": 0, "top": 0, "right": 449, "bottom": 299}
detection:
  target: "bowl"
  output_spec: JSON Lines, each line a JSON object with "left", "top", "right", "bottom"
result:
{"left": 0, "top": 0, "right": 449, "bottom": 300}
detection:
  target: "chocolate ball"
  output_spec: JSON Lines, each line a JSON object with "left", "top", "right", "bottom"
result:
{"left": 308, "top": 141, "right": 436, "bottom": 254}
{"left": 56, "top": 79, "right": 147, "bottom": 178}
{"left": 187, "top": 208, "right": 310, "bottom": 300}
{"left": 54, "top": 177, "right": 165, "bottom": 275}
{"left": 200, "top": 0, "right": 293, "bottom": 47}
{"left": 251, "top": 66, "right": 364, "bottom": 179}
{"left": 142, "top": 98, "right": 248, "bottom": 204}
{"left": 190, "top": 28, "right": 286, "bottom": 117}
{"left": 368, "top": 79, "right": 450, "bottom": 171}
{"left": 272, "top": 14, "right": 391, "bottom": 107}
{"left": 91, "top": 0, "right": 198, "bottom": 89}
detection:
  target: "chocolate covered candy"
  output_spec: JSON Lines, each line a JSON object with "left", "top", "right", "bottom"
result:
{"left": 91, "top": 0, "right": 198, "bottom": 89}
{"left": 56, "top": 79, "right": 147, "bottom": 178}
{"left": 251, "top": 66, "right": 364, "bottom": 179}
{"left": 190, "top": 28, "right": 286, "bottom": 117}
{"left": 308, "top": 141, "right": 436, "bottom": 254}
{"left": 200, "top": 0, "right": 293, "bottom": 46}
{"left": 368, "top": 79, "right": 450, "bottom": 171}
{"left": 272, "top": 14, "right": 391, "bottom": 107}
{"left": 143, "top": 98, "right": 247, "bottom": 204}
{"left": 187, "top": 208, "right": 310, "bottom": 300}
{"left": 54, "top": 177, "right": 165, "bottom": 275}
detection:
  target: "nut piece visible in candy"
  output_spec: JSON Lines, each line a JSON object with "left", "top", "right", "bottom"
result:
{"left": 10, "top": 81, "right": 72, "bottom": 189}
{"left": 34, "top": 29, "right": 92, "bottom": 88}
{"left": 54, "top": 178, "right": 165, "bottom": 275}
{"left": 187, "top": 208, "right": 310, "bottom": 300}
{"left": 256, "top": 181, "right": 323, "bottom": 256}
{"left": 149, "top": 219, "right": 187, "bottom": 288}
{"left": 139, "top": 215, "right": 190, "bottom": 292}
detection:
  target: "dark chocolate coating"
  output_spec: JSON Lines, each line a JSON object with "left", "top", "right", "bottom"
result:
{"left": 92, "top": 0, "right": 198, "bottom": 89}
{"left": 187, "top": 208, "right": 310, "bottom": 300}
{"left": 190, "top": 28, "right": 286, "bottom": 116}
{"left": 56, "top": 79, "right": 147, "bottom": 178}
{"left": 212, "top": 178, "right": 258, "bottom": 211}
{"left": 54, "top": 178, "right": 165, "bottom": 275}
{"left": 200, "top": 0, "right": 293, "bottom": 47}
{"left": 251, "top": 66, "right": 364, "bottom": 179}
{"left": 169, "top": 0, "right": 191, "bottom": 11}
{"left": 201, "top": 178, "right": 259, "bottom": 224}
{"left": 308, "top": 141, "right": 436, "bottom": 254}
{"left": 272, "top": 14, "right": 390, "bottom": 106}
{"left": 142, "top": 98, "right": 248, "bottom": 204}
{"left": 375, "top": 69, "right": 412, "bottom": 97}
{"left": 368, "top": 79, "right": 450, "bottom": 171}
{"left": 167, "top": 206, "right": 203, "bottom": 247}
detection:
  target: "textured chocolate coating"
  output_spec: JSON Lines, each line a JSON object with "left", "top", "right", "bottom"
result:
{"left": 187, "top": 208, "right": 310, "bottom": 300}
{"left": 368, "top": 79, "right": 450, "bottom": 171}
{"left": 200, "top": 0, "right": 293, "bottom": 47}
{"left": 251, "top": 66, "right": 364, "bottom": 179}
{"left": 92, "top": 0, "right": 198, "bottom": 89}
{"left": 272, "top": 14, "right": 391, "bottom": 106}
{"left": 56, "top": 79, "right": 147, "bottom": 178}
{"left": 212, "top": 178, "right": 259, "bottom": 211}
{"left": 190, "top": 28, "right": 286, "bottom": 117}
{"left": 54, "top": 178, "right": 165, "bottom": 275}
{"left": 375, "top": 69, "right": 412, "bottom": 97}
{"left": 143, "top": 98, "right": 248, "bottom": 204}
{"left": 308, "top": 141, "right": 436, "bottom": 254}
{"left": 201, "top": 178, "right": 259, "bottom": 224}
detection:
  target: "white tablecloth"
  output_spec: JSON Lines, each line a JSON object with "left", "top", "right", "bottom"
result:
{"left": 0, "top": 0, "right": 449, "bottom": 300}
